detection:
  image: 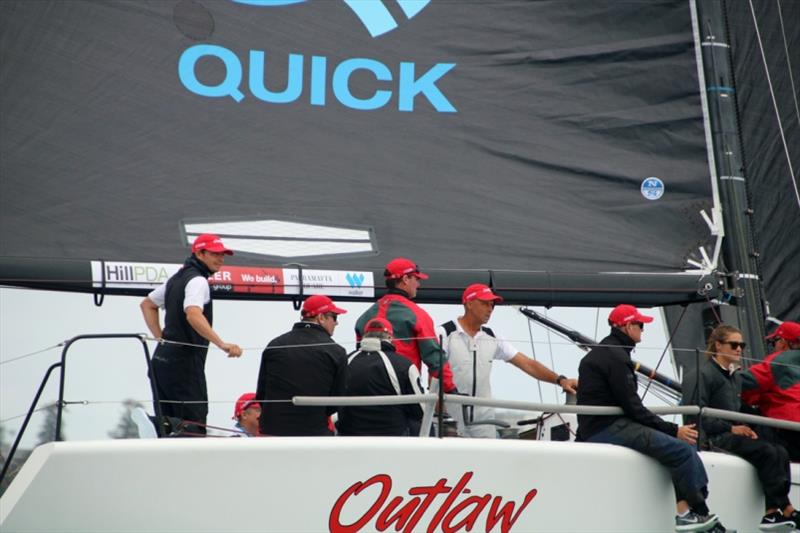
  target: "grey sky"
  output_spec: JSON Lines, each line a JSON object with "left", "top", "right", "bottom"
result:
{"left": 1, "top": 287, "right": 676, "bottom": 447}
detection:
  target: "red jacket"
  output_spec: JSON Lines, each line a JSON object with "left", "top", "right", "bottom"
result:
{"left": 356, "top": 289, "right": 456, "bottom": 392}
{"left": 741, "top": 349, "right": 800, "bottom": 422}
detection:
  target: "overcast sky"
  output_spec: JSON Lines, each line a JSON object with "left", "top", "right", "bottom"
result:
{"left": 0, "top": 287, "right": 677, "bottom": 448}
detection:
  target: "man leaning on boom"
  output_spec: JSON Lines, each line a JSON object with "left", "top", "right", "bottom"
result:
{"left": 577, "top": 304, "right": 724, "bottom": 532}
{"left": 437, "top": 283, "right": 577, "bottom": 438}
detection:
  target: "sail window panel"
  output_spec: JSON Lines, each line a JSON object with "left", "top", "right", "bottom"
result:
{"left": 219, "top": 238, "right": 372, "bottom": 258}
{"left": 184, "top": 220, "right": 370, "bottom": 241}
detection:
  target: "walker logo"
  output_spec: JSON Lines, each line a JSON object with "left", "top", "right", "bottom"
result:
{"left": 328, "top": 472, "right": 538, "bottom": 533}
{"left": 346, "top": 272, "right": 365, "bottom": 288}
{"left": 282, "top": 269, "right": 375, "bottom": 298}
{"left": 231, "top": 0, "right": 432, "bottom": 38}
{"left": 178, "top": 0, "right": 456, "bottom": 112}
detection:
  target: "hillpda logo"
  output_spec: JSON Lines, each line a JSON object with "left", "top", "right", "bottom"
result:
{"left": 346, "top": 272, "right": 365, "bottom": 288}
{"left": 178, "top": 0, "right": 456, "bottom": 112}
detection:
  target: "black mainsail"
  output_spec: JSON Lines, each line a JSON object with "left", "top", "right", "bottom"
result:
{"left": 1, "top": 1, "right": 796, "bottom": 330}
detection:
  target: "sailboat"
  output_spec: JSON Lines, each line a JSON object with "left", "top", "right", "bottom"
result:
{"left": 1, "top": 0, "right": 798, "bottom": 530}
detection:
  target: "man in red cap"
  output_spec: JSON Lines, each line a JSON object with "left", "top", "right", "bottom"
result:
{"left": 232, "top": 392, "right": 261, "bottom": 437}
{"left": 355, "top": 257, "right": 457, "bottom": 395}
{"left": 338, "top": 317, "right": 424, "bottom": 436}
{"left": 140, "top": 233, "right": 242, "bottom": 436}
{"left": 438, "top": 283, "right": 577, "bottom": 438}
{"left": 741, "top": 320, "right": 800, "bottom": 460}
{"left": 256, "top": 294, "right": 348, "bottom": 436}
{"left": 577, "top": 304, "right": 721, "bottom": 532}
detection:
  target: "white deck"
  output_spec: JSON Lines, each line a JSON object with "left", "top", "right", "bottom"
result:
{"left": 3, "top": 437, "right": 796, "bottom": 532}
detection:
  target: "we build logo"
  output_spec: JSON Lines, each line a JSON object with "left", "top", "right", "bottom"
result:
{"left": 178, "top": 0, "right": 456, "bottom": 112}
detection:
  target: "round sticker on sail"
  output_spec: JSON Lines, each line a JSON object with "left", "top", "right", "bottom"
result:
{"left": 640, "top": 177, "right": 664, "bottom": 200}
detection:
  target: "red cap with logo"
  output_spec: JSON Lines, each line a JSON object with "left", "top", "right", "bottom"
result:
{"left": 608, "top": 304, "right": 654, "bottom": 327}
{"left": 384, "top": 257, "right": 428, "bottom": 280}
{"left": 364, "top": 317, "right": 394, "bottom": 336}
{"left": 301, "top": 294, "right": 347, "bottom": 318}
{"left": 462, "top": 283, "right": 503, "bottom": 304}
{"left": 233, "top": 392, "right": 259, "bottom": 419}
{"left": 191, "top": 233, "right": 233, "bottom": 255}
{"left": 765, "top": 321, "right": 800, "bottom": 343}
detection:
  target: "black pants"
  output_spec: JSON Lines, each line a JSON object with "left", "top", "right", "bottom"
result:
{"left": 150, "top": 344, "right": 208, "bottom": 436}
{"left": 711, "top": 432, "right": 791, "bottom": 510}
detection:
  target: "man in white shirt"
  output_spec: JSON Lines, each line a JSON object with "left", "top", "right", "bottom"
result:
{"left": 437, "top": 283, "right": 577, "bottom": 438}
{"left": 140, "top": 233, "right": 242, "bottom": 436}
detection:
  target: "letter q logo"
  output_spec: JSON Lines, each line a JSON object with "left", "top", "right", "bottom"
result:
{"left": 230, "top": 0, "right": 431, "bottom": 37}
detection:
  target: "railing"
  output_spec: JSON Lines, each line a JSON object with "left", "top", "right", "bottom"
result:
{"left": 0, "top": 334, "right": 161, "bottom": 486}
{"left": 293, "top": 394, "right": 800, "bottom": 437}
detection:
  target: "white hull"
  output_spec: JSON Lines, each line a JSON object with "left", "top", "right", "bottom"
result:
{"left": 2, "top": 437, "right": 797, "bottom": 532}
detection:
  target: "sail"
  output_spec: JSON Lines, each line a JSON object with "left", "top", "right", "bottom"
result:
{"left": 1, "top": 1, "right": 719, "bottom": 304}
{"left": 724, "top": 0, "right": 800, "bottom": 323}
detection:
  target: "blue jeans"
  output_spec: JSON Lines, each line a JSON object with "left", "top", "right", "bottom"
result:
{"left": 587, "top": 418, "right": 710, "bottom": 512}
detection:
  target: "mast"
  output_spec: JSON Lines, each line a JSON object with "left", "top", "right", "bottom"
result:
{"left": 692, "top": 0, "right": 767, "bottom": 361}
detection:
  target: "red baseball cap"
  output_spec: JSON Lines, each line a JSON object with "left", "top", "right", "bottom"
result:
{"left": 608, "top": 304, "right": 654, "bottom": 326}
{"left": 233, "top": 392, "right": 259, "bottom": 419}
{"left": 364, "top": 317, "right": 393, "bottom": 336}
{"left": 301, "top": 294, "right": 347, "bottom": 318}
{"left": 765, "top": 321, "right": 800, "bottom": 343}
{"left": 384, "top": 257, "right": 428, "bottom": 280}
{"left": 191, "top": 233, "right": 233, "bottom": 255}
{"left": 462, "top": 283, "right": 503, "bottom": 304}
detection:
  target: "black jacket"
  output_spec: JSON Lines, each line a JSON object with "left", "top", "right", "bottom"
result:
{"left": 256, "top": 322, "right": 347, "bottom": 436}
{"left": 576, "top": 328, "right": 678, "bottom": 441}
{"left": 681, "top": 356, "right": 743, "bottom": 445}
{"left": 337, "top": 339, "right": 424, "bottom": 436}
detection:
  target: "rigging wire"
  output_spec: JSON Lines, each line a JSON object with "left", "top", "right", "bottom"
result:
{"left": 641, "top": 305, "right": 689, "bottom": 401}
{"left": 748, "top": 0, "right": 800, "bottom": 209}
{"left": 543, "top": 309, "right": 559, "bottom": 403}
{"left": 525, "top": 315, "right": 545, "bottom": 404}
{"left": 0, "top": 343, "right": 64, "bottom": 366}
{"left": 776, "top": 0, "right": 800, "bottom": 127}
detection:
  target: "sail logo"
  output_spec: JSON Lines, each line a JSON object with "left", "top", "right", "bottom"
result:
{"left": 346, "top": 272, "right": 365, "bottom": 288}
{"left": 640, "top": 177, "right": 665, "bottom": 200}
{"left": 230, "top": 0, "right": 431, "bottom": 38}
{"left": 329, "top": 472, "right": 538, "bottom": 533}
{"left": 178, "top": 1, "right": 456, "bottom": 112}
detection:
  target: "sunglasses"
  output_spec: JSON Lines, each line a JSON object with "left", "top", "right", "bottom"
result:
{"left": 631, "top": 322, "right": 645, "bottom": 331}
{"left": 324, "top": 313, "right": 339, "bottom": 323}
{"left": 721, "top": 341, "right": 746, "bottom": 350}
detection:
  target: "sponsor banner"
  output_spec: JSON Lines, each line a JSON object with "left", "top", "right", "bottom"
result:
{"left": 90, "top": 261, "right": 371, "bottom": 297}
{"left": 210, "top": 266, "right": 285, "bottom": 294}
{"left": 283, "top": 269, "right": 374, "bottom": 298}
{"left": 91, "top": 261, "right": 179, "bottom": 289}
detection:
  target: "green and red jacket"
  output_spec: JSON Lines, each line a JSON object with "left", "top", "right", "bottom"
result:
{"left": 356, "top": 289, "right": 456, "bottom": 392}
{"left": 741, "top": 349, "right": 800, "bottom": 422}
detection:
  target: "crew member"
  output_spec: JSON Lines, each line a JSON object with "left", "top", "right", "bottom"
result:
{"left": 140, "top": 233, "right": 242, "bottom": 436}
{"left": 741, "top": 320, "right": 800, "bottom": 460}
{"left": 232, "top": 392, "right": 261, "bottom": 437}
{"left": 355, "top": 257, "right": 456, "bottom": 394}
{"left": 338, "top": 317, "right": 424, "bottom": 436}
{"left": 438, "top": 283, "right": 578, "bottom": 438}
{"left": 256, "top": 295, "right": 347, "bottom": 436}
{"left": 577, "top": 304, "right": 722, "bottom": 532}
{"left": 682, "top": 324, "right": 798, "bottom": 531}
